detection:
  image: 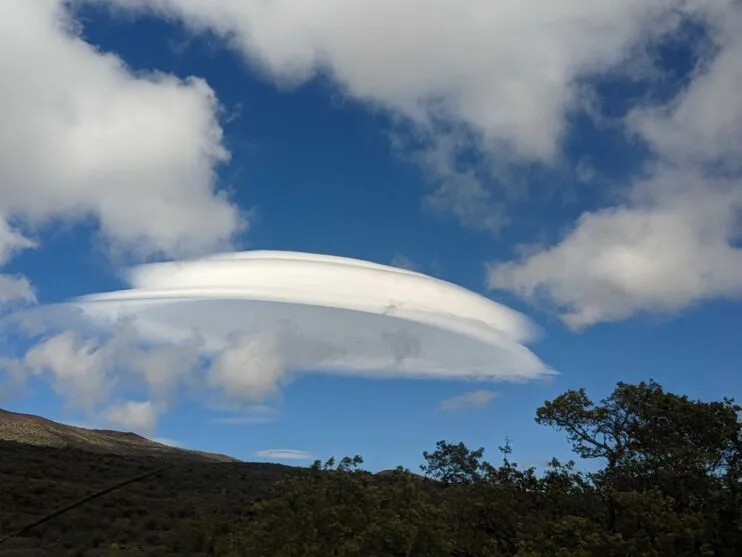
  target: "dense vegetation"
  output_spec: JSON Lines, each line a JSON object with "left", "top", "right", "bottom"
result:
{"left": 1, "top": 380, "right": 740, "bottom": 556}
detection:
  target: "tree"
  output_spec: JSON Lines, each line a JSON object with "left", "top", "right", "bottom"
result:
{"left": 420, "top": 441, "right": 486, "bottom": 485}
{"left": 536, "top": 380, "right": 742, "bottom": 555}
{"left": 235, "top": 455, "right": 453, "bottom": 557}
{"left": 536, "top": 380, "right": 741, "bottom": 476}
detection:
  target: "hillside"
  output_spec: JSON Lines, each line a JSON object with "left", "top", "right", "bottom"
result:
{"left": 0, "top": 440, "right": 295, "bottom": 556}
{"left": 0, "top": 408, "right": 237, "bottom": 463}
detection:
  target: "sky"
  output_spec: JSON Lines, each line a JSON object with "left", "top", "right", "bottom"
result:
{"left": 1, "top": 0, "right": 741, "bottom": 472}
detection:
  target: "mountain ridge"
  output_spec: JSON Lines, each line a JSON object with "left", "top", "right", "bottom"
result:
{"left": 0, "top": 407, "right": 238, "bottom": 463}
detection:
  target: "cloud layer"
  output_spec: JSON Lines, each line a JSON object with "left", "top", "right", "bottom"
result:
{"left": 5, "top": 251, "right": 550, "bottom": 429}
{"left": 70, "top": 251, "right": 546, "bottom": 377}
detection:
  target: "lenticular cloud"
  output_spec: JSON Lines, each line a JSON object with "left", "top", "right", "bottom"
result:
{"left": 59, "top": 251, "right": 551, "bottom": 388}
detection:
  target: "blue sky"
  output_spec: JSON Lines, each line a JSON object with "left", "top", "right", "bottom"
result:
{"left": 1, "top": 0, "right": 741, "bottom": 472}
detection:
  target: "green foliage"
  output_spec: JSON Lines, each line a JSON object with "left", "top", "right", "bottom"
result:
{"left": 420, "top": 440, "right": 486, "bottom": 485}
{"left": 235, "top": 456, "right": 452, "bottom": 556}
{"left": 536, "top": 380, "right": 742, "bottom": 555}
{"left": 238, "top": 381, "right": 741, "bottom": 556}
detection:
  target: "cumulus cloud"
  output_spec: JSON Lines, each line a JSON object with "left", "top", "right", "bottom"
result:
{"left": 439, "top": 390, "right": 498, "bottom": 412}
{"left": 208, "top": 331, "right": 288, "bottom": 403}
{"left": 87, "top": 0, "right": 702, "bottom": 160}
{"left": 84, "top": 0, "right": 726, "bottom": 232}
{"left": 488, "top": 7, "right": 742, "bottom": 328}
{"left": 0, "top": 217, "right": 35, "bottom": 265}
{"left": 0, "top": 217, "right": 37, "bottom": 305}
{"left": 23, "top": 331, "right": 115, "bottom": 411}
{"left": 256, "top": 449, "right": 313, "bottom": 461}
{"left": 0, "top": 0, "right": 244, "bottom": 307}
{"left": 5, "top": 250, "right": 551, "bottom": 428}
{"left": 488, "top": 180, "right": 742, "bottom": 328}
{"left": 0, "top": 274, "right": 36, "bottom": 306}
{"left": 0, "top": 357, "right": 28, "bottom": 401}
{"left": 104, "top": 400, "right": 161, "bottom": 434}
{"left": 10, "top": 322, "right": 201, "bottom": 423}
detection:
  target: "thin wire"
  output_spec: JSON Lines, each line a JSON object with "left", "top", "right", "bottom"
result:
{"left": 0, "top": 465, "right": 169, "bottom": 546}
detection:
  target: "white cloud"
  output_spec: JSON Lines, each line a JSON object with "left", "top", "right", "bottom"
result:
{"left": 84, "top": 0, "right": 731, "bottom": 232}
{"left": 125, "top": 337, "right": 202, "bottom": 401}
{"left": 0, "top": 274, "right": 36, "bottom": 306}
{"left": 0, "top": 357, "right": 28, "bottom": 401}
{"left": 256, "top": 449, "right": 312, "bottom": 461}
{"left": 104, "top": 400, "right": 161, "bottom": 433}
{"left": 405, "top": 132, "right": 509, "bottom": 234}
{"left": 423, "top": 171, "right": 507, "bottom": 234}
{"left": 488, "top": 181, "right": 742, "bottom": 328}
{"left": 67, "top": 250, "right": 549, "bottom": 380}
{"left": 488, "top": 9, "right": 742, "bottom": 328}
{"left": 0, "top": 217, "right": 36, "bottom": 267}
{"left": 208, "top": 331, "right": 288, "bottom": 403}
{"left": 0, "top": 0, "right": 244, "bottom": 307}
{"left": 439, "top": 390, "right": 498, "bottom": 411}
{"left": 23, "top": 331, "right": 114, "bottom": 411}
{"left": 628, "top": 11, "right": 742, "bottom": 168}
{"left": 5, "top": 250, "right": 551, "bottom": 427}
{"left": 0, "top": 216, "right": 36, "bottom": 305}
{"left": 11, "top": 322, "right": 201, "bottom": 427}
{"left": 87, "top": 0, "right": 707, "bottom": 161}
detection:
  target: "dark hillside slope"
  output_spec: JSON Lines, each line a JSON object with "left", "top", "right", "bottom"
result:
{"left": 0, "top": 440, "right": 295, "bottom": 556}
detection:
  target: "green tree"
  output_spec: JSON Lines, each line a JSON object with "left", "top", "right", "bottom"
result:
{"left": 536, "top": 380, "right": 742, "bottom": 555}
{"left": 420, "top": 440, "right": 486, "bottom": 485}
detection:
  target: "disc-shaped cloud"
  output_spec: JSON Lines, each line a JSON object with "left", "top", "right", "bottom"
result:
{"left": 64, "top": 251, "right": 549, "bottom": 385}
